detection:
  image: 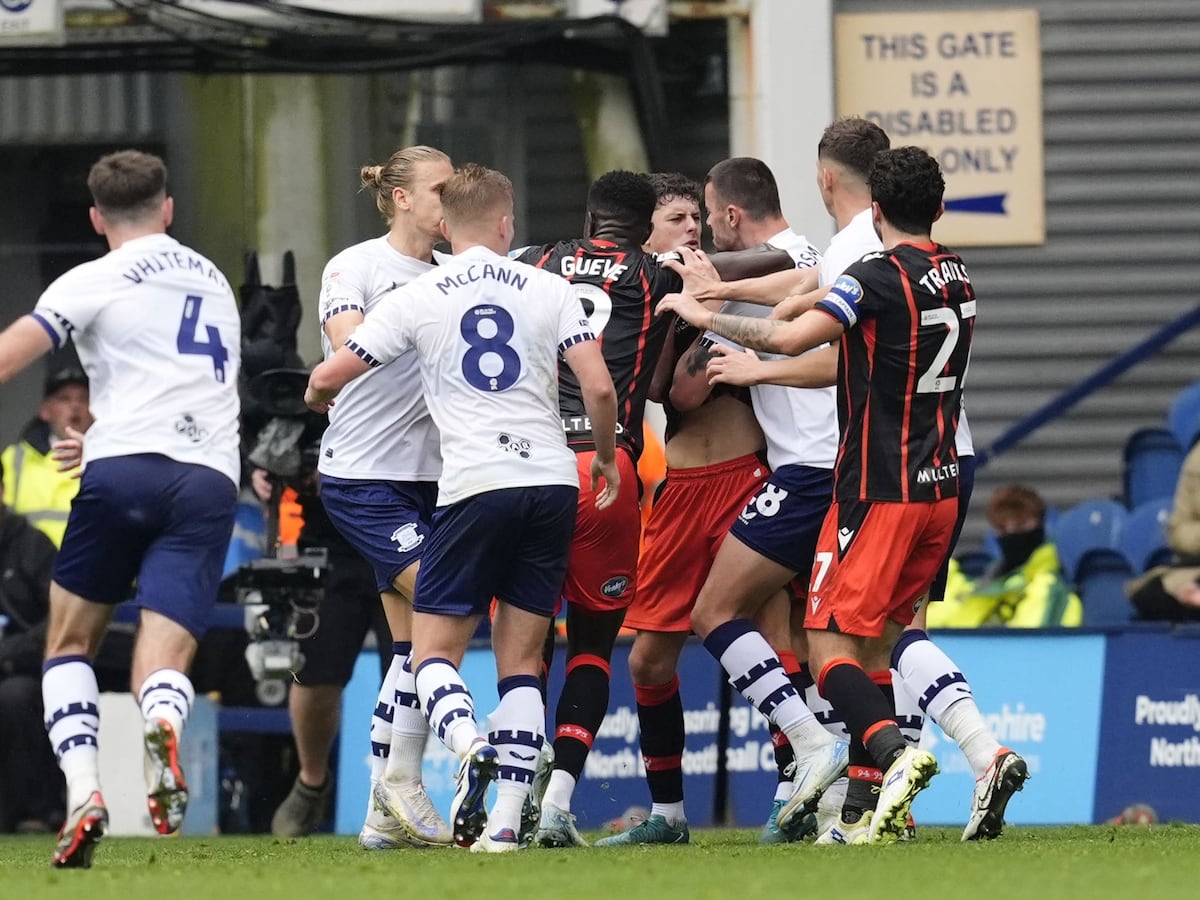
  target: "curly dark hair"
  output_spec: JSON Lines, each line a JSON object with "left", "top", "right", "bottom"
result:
{"left": 645, "top": 172, "right": 701, "bottom": 208}
{"left": 588, "top": 170, "right": 657, "bottom": 223}
{"left": 868, "top": 147, "right": 945, "bottom": 235}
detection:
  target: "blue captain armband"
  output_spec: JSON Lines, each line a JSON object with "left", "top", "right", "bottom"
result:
{"left": 814, "top": 274, "right": 864, "bottom": 329}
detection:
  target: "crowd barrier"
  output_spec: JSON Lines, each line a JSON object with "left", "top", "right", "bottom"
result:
{"left": 332, "top": 624, "right": 1200, "bottom": 832}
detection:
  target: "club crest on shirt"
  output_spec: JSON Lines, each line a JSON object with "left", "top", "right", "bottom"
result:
{"left": 391, "top": 522, "right": 425, "bottom": 553}
{"left": 496, "top": 432, "right": 532, "bottom": 459}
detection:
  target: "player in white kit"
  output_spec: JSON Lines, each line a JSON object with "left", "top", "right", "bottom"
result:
{"left": 306, "top": 164, "right": 619, "bottom": 853}
{"left": 291, "top": 146, "right": 455, "bottom": 849}
{"left": 0, "top": 150, "right": 241, "bottom": 868}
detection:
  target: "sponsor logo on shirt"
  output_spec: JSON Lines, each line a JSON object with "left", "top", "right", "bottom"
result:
{"left": 174, "top": 414, "right": 208, "bottom": 443}
{"left": 497, "top": 432, "right": 532, "bottom": 459}
{"left": 601, "top": 576, "right": 630, "bottom": 599}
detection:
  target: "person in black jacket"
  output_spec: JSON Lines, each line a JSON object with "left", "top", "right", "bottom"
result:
{"left": 0, "top": 462, "right": 62, "bottom": 833}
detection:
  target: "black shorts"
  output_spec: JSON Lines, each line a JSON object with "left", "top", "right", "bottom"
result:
{"left": 293, "top": 550, "right": 392, "bottom": 687}
{"left": 928, "top": 454, "right": 976, "bottom": 603}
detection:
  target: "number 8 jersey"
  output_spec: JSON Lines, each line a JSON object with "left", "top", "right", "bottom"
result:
{"left": 32, "top": 233, "right": 242, "bottom": 486}
{"left": 815, "top": 241, "right": 976, "bottom": 504}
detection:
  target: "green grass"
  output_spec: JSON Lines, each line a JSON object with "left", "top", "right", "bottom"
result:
{"left": 5, "top": 826, "right": 1200, "bottom": 900}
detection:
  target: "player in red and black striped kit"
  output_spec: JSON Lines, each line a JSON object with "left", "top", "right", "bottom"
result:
{"left": 513, "top": 170, "right": 791, "bottom": 846}
{"left": 661, "top": 146, "right": 972, "bottom": 844}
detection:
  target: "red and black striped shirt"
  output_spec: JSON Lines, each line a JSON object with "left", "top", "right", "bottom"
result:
{"left": 516, "top": 238, "right": 681, "bottom": 459}
{"left": 815, "top": 241, "right": 976, "bottom": 503}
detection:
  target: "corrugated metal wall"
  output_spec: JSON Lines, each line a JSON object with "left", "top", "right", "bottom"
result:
{"left": 0, "top": 72, "right": 159, "bottom": 143}
{"left": 837, "top": 0, "right": 1200, "bottom": 548}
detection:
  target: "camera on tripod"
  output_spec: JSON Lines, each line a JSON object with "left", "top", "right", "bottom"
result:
{"left": 236, "top": 549, "right": 327, "bottom": 682}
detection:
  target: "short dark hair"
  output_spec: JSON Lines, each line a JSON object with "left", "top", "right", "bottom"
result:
{"left": 818, "top": 117, "right": 891, "bottom": 181}
{"left": 645, "top": 172, "right": 701, "bottom": 208}
{"left": 868, "top": 147, "right": 945, "bottom": 235}
{"left": 704, "top": 157, "right": 782, "bottom": 221}
{"left": 87, "top": 150, "right": 168, "bottom": 224}
{"left": 588, "top": 170, "right": 657, "bottom": 224}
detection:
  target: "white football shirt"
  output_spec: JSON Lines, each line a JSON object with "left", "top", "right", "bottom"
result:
{"left": 816, "top": 209, "right": 974, "bottom": 456}
{"left": 710, "top": 227, "right": 839, "bottom": 470}
{"left": 317, "top": 236, "right": 443, "bottom": 482}
{"left": 32, "top": 233, "right": 241, "bottom": 485}
{"left": 345, "top": 245, "right": 594, "bottom": 506}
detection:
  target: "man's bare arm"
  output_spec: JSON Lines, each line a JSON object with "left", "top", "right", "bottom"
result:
{"left": 706, "top": 343, "right": 838, "bottom": 389}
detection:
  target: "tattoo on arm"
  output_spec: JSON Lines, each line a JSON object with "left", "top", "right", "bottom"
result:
{"left": 686, "top": 345, "right": 717, "bottom": 376}
{"left": 710, "top": 313, "right": 781, "bottom": 353}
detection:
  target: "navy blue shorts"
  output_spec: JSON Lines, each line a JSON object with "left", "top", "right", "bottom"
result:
{"left": 414, "top": 485, "right": 578, "bottom": 618}
{"left": 319, "top": 476, "right": 438, "bottom": 593}
{"left": 928, "top": 453, "right": 975, "bottom": 603}
{"left": 728, "top": 464, "right": 834, "bottom": 574}
{"left": 54, "top": 454, "right": 237, "bottom": 638}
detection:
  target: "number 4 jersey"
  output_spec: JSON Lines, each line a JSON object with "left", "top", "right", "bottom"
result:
{"left": 815, "top": 241, "right": 976, "bottom": 504}
{"left": 32, "top": 233, "right": 242, "bottom": 486}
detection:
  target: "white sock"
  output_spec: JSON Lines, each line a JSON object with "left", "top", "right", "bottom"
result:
{"left": 938, "top": 697, "right": 1002, "bottom": 779}
{"left": 415, "top": 657, "right": 479, "bottom": 758}
{"left": 43, "top": 656, "right": 102, "bottom": 807}
{"left": 484, "top": 675, "right": 543, "bottom": 833}
{"left": 541, "top": 770, "right": 576, "bottom": 814}
{"left": 651, "top": 801, "right": 686, "bottom": 826}
{"left": 138, "top": 668, "right": 194, "bottom": 739}
{"left": 386, "top": 648, "right": 428, "bottom": 783}
{"left": 370, "top": 651, "right": 402, "bottom": 784}
{"left": 891, "top": 667, "right": 925, "bottom": 747}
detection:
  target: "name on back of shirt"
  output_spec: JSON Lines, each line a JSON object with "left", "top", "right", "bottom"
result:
{"left": 561, "top": 257, "right": 628, "bottom": 280}
{"left": 918, "top": 258, "right": 971, "bottom": 293}
{"left": 436, "top": 262, "right": 528, "bottom": 295}
{"left": 122, "top": 250, "right": 228, "bottom": 288}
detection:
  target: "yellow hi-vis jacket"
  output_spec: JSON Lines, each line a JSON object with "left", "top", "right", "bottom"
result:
{"left": 927, "top": 543, "right": 1083, "bottom": 628}
{"left": 2, "top": 438, "right": 79, "bottom": 548}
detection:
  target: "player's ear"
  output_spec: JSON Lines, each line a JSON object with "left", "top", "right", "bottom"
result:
{"left": 932, "top": 202, "right": 945, "bottom": 224}
{"left": 88, "top": 207, "right": 106, "bottom": 237}
{"left": 438, "top": 218, "right": 451, "bottom": 242}
{"left": 162, "top": 196, "right": 175, "bottom": 229}
{"left": 392, "top": 185, "right": 409, "bottom": 212}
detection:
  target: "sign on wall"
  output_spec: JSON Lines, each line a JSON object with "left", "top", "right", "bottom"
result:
{"left": 835, "top": 9, "right": 1045, "bottom": 246}
{"left": 0, "top": 0, "right": 64, "bottom": 45}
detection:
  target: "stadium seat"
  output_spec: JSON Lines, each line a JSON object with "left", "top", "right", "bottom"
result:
{"left": 1054, "top": 498, "right": 1128, "bottom": 582}
{"left": 956, "top": 549, "right": 995, "bottom": 579}
{"left": 1123, "top": 427, "right": 1185, "bottom": 509}
{"left": 1167, "top": 381, "right": 1200, "bottom": 451}
{"left": 1076, "top": 549, "right": 1135, "bottom": 627}
{"left": 1120, "top": 497, "right": 1175, "bottom": 572}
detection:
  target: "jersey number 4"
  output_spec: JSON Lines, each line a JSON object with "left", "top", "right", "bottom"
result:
{"left": 177, "top": 294, "right": 229, "bottom": 382}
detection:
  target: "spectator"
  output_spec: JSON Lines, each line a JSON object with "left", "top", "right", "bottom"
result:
{"left": 929, "top": 485, "right": 1082, "bottom": 628}
{"left": 0, "top": 462, "right": 63, "bottom": 833}
{"left": 1, "top": 366, "right": 92, "bottom": 547}
{"left": 1126, "top": 442, "right": 1200, "bottom": 621}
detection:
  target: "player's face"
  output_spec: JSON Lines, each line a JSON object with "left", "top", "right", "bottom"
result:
{"left": 407, "top": 158, "right": 455, "bottom": 240}
{"left": 646, "top": 196, "right": 701, "bottom": 254}
{"left": 704, "top": 182, "right": 738, "bottom": 251}
{"left": 40, "top": 384, "right": 92, "bottom": 439}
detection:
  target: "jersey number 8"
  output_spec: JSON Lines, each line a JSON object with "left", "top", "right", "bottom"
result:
{"left": 461, "top": 304, "right": 522, "bottom": 392}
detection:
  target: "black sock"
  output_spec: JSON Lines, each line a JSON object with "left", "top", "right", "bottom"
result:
{"left": 552, "top": 654, "right": 611, "bottom": 778}
{"left": 635, "top": 677, "right": 685, "bottom": 804}
{"left": 819, "top": 659, "right": 907, "bottom": 768}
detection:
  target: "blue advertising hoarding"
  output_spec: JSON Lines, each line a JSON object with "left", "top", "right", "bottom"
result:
{"left": 1093, "top": 628, "right": 1200, "bottom": 823}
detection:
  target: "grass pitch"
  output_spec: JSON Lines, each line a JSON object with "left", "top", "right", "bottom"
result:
{"left": 4, "top": 826, "right": 1200, "bottom": 900}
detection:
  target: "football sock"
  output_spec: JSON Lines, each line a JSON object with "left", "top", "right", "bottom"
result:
{"left": 634, "top": 677, "right": 685, "bottom": 808}
{"left": 542, "top": 770, "right": 577, "bottom": 813}
{"left": 485, "top": 675, "right": 544, "bottom": 834}
{"left": 43, "top": 656, "right": 102, "bottom": 807}
{"left": 801, "top": 661, "right": 849, "bottom": 740}
{"left": 369, "top": 650, "right": 400, "bottom": 786}
{"left": 551, "top": 654, "right": 611, "bottom": 784}
{"left": 137, "top": 667, "right": 195, "bottom": 740}
{"left": 891, "top": 666, "right": 925, "bottom": 747}
{"left": 818, "top": 658, "right": 906, "bottom": 769}
{"left": 386, "top": 645, "right": 428, "bottom": 783}
{"left": 704, "top": 620, "right": 825, "bottom": 745}
{"left": 769, "top": 653, "right": 802, "bottom": 795}
{"left": 893, "top": 629, "right": 999, "bottom": 777}
{"left": 415, "top": 657, "right": 479, "bottom": 758}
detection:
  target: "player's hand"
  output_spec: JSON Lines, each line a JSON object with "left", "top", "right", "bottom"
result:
{"left": 770, "top": 292, "right": 811, "bottom": 321}
{"left": 50, "top": 425, "right": 86, "bottom": 477}
{"left": 304, "top": 386, "right": 335, "bottom": 414}
{"left": 656, "top": 291, "right": 710, "bottom": 328}
{"left": 590, "top": 455, "right": 621, "bottom": 511}
{"left": 706, "top": 344, "right": 763, "bottom": 387}
{"left": 250, "top": 468, "right": 273, "bottom": 503}
{"left": 662, "top": 247, "right": 725, "bottom": 300}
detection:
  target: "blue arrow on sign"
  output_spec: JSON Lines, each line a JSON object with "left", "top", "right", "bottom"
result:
{"left": 944, "top": 194, "right": 1007, "bottom": 215}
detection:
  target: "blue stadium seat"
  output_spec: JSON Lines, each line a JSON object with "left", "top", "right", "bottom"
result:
{"left": 1123, "top": 427, "right": 1185, "bottom": 509}
{"left": 1076, "top": 549, "right": 1135, "bottom": 627}
{"left": 1054, "top": 498, "right": 1128, "bottom": 582}
{"left": 1167, "top": 381, "right": 1200, "bottom": 451}
{"left": 956, "top": 549, "right": 995, "bottom": 579}
{"left": 1120, "top": 497, "right": 1175, "bottom": 572}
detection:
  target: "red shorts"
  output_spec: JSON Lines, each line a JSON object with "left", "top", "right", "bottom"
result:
{"left": 561, "top": 447, "right": 643, "bottom": 613}
{"left": 804, "top": 497, "right": 958, "bottom": 638}
{"left": 626, "top": 454, "right": 769, "bottom": 633}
